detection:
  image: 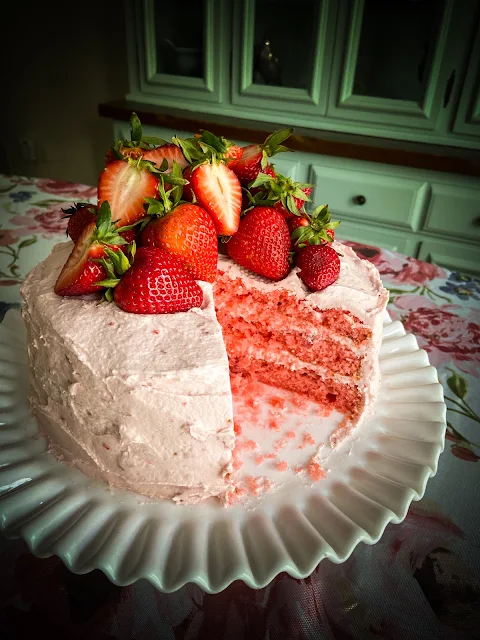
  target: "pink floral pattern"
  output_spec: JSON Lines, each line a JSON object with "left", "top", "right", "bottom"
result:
{"left": 8, "top": 203, "right": 68, "bottom": 238}
{"left": 344, "top": 241, "right": 446, "bottom": 284}
{"left": 389, "top": 295, "right": 480, "bottom": 376}
{"left": 36, "top": 178, "right": 97, "bottom": 199}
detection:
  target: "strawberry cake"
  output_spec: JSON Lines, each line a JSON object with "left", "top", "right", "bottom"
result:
{"left": 20, "top": 115, "right": 388, "bottom": 504}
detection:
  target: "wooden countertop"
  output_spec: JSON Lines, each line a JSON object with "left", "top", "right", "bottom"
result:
{"left": 99, "top": 100, "right": 480, "bottom": 178}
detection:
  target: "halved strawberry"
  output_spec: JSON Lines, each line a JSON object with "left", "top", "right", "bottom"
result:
{"left": 142, "top": 143, "right": 189, "bottom": 172}
{"left": 105, "top": 112, "right": 168, "bottom": 165}
{"left": 97, "top": 159, "right": 159, "bottom": 228}
{"left": 55, "top": 202, "right": 128, "bottom": 296}
{"left": 54, "top": 223, "right": 108, "bottom": 296}
{"left": 232, "top": 129, "right": 293, "bottom": 185}
{"left": 190, "top": 162, "right": 242, "bottom": 236}
{"left": 114, "top": 247, "right": 203, "bottom": 314}
{"left": 62, "top": 203, "right": 97, "bottom": 243}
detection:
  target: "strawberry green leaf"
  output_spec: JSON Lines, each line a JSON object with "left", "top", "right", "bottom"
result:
{"left": 105, "top": 247, "right": 131, "bottom": 275}
{"left": 96, "top": 278, "right": 121, "bottom": 288}
{"left": 264, "top": 128, "right": 294, "bottom": 152}
{"left": 142, "top": 136, "right": 168, "bottom": 146}
{"left": 130, "top": 112, "right": 143, "bottom": 143}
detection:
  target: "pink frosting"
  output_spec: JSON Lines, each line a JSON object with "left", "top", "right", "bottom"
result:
{"left": 21, "top": 242, "right": 235, "bottom": 503}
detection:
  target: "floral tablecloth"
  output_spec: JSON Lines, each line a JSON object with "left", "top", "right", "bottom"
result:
{"left": 1, "top": 174, "right": 479, "bottom": 640}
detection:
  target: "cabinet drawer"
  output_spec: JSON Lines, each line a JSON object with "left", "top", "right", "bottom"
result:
{"left": 423, "top": 183, "right": 480, "bottom": 242}
{"left": 418, "top": 239, "right": 480, "bottom": 277}
{"left": 336, "top": 220, "right": 419, "bottom": 256}
{"left": 309, "top": 165, "right": 428, "bottom": 231}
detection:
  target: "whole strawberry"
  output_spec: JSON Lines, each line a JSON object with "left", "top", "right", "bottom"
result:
{"left": 226, "top": 206, "right": 291, "bottom": 281}
{"left": 63, "top": 203, "right": 97, "bottom": 244}
{"left": 114, "top": 247, "right": 203, "bottom": 314}
{"left": 289, "top": 204, "right": 339, "bottom": 250}
{"left": 296, "top": 244, "right": 340, "bottom": 291}
{"left": 232, "top": 129, "right": 293, "bottom": 185}
{"left": 140, "top": 203, "right": 218, "bottom": 282}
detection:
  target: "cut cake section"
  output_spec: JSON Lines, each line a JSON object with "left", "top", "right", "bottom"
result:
{"left": 214, "top": 243, "right": 389, "bottom": 443}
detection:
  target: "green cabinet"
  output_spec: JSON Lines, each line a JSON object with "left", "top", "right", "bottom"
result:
{"left": 231, "top": 0, "right": 336, "bottom": 117}
{"left": 124, "top": 0, "right": 480, "bottom": 149}
{"left": 125, "top": 0, "right": 229, "bottom": 106}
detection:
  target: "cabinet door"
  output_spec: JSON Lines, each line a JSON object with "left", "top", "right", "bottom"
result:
{"left": 452, "top": 20, "right": 480, "bottom": 138}
{"left": 336, "top": 220, "right": 420, "bottom": 256}
{"left": 231, "top": 0, "right": 337, "bottom": 116}
{"left": 327, "top": 0, "right": 456, "bottom": 131}
{"left": 126, "top": 0, "right": 228, "bottom": 106}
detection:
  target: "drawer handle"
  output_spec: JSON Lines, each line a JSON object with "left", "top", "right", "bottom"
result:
{"left": 353, "top": 195, "right": 366, "bottom": 205}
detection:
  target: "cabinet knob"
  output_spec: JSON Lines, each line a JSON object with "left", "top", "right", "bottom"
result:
{"left": 473, "top": 217, "right": 480, "bottom": 227}
{"left": 353, "top": 195, "right": 366, "bottom": 205}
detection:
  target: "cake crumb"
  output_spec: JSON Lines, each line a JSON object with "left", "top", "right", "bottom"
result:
{"left": 102, "top": 443, "right": 110, "bottom": 450}
{"left": 255, "top": 454, "right": 265, "bottom": 466}
{"left": 269, "top": 396, "right": 286, "bottom": 409}
{"left": 276, "top": 460, "right": 288, "bottom": 472}
{"left": 307, "top": 462, "right": 326, "bottom": 482}
{"left": 298, "top": 432, "right": 316, "bottom": 449}
{"left": 153, "top": 329, "right": 160, "bottom": 335}
{"left": 239, "top": 439, "right": 257, "bottom": 451}
{"left": 285, "top": 430, "right": 296, "bottom": 439}
{"left": 246, "top": 476, "right": 261, "bottom": 496}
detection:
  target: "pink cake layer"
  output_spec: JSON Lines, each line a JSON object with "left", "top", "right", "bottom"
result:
{"left": 218, "top": 318, "right": 362, "bottom": 377}
{"left": 214, "top": 275, "right": 372, "bottom": 346}
{"left": 214, "top": 277, "right": 367, "bottom": 422}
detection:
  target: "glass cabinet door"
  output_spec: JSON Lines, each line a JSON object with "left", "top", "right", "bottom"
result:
{"left": 126, "top": 0, "right": 227, "bottom": 105}
{"left": 453, "top": 20, "right": 480, "bottom": 138}
{"left": 231, "top": 0, "right": 337, "bottom": 117}
{"left": 327, "top": 0, "right": 457, "bottom": 131}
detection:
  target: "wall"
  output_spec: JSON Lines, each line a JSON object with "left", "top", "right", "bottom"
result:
{"left": 0, "top": 2, "right": 129, "bottom": 186}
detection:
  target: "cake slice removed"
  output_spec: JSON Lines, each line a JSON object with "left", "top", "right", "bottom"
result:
{"left": 21, "top": 242, "right": 234, "bottom": 503}
{"left": 214, "top": 243, "right": 389, "bottom": 443}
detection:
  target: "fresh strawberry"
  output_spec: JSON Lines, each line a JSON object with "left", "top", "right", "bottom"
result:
{"left": 275, "top": 186, "right": 313, "bottom": 218}
{"left": 114, "top": 247, "right": 203, "bottom": 314}
{"left": 98, "top": 159, "right": 159, "bottom": 228}
{"left": 224, "top": 144, "right": 243, "bottom": 169}
{"left": 105, "top": 146, "right": 144, "bottom": 165}
{"left": 289, "top": 205, "right": 339, "bottom": 250}
{"left": 175, "top": 130, "right": 242, "bottom": 169}
{"left": 119, "top": 227, "right": 138, "bottom": 244}
{"left": 105, "top": 112, "right": 168, "bottom": 165}
{"left": 288, "top": 215, "right": 310, "bottom": 236}
{"left": 142, "top": 143, "right": 189, "bottom": 172}
{"left": 248, "top": 171, "right": 312, "bottom": 217}
{"left": 190, "top": 162, "right": 242, "bottom": 235}
{"left": 232, "top": 129, "right": 293, "bottom": 185}
{"left": 140, "top": 203, "right": 218, "bottom": 282}
{"left": 296, "top": 244, "right": 340, "bottom": 291}
{"left": 182, "top": 166, "right": 196, "bottom": 202}
{"left": 62, "top": 203, "right": 97, "bottom": 244}
{"left": 54, "top": 203, "right": 127, "bottom": 296}
{"left": 226, "top": 206, "right": 291, "bottom": 281}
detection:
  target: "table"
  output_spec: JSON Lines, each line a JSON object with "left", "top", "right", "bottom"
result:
{"left": 1, "top": 174, "right": 479, "bottom": 639}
